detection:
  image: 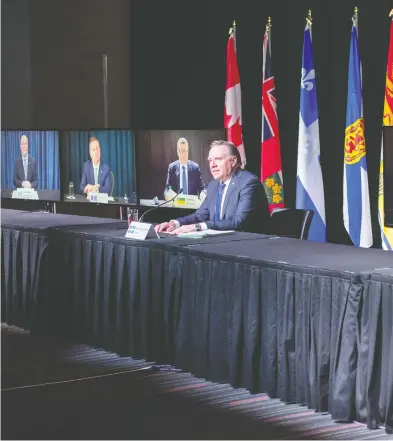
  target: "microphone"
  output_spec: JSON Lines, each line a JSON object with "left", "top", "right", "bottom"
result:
{"left": 139, "top": 189, "right": 183, "bottom": 223}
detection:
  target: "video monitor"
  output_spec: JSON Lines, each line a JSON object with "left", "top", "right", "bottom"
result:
{"left": 136, "top": 129, "right": 225, "bottom": 209}
{"left": 383, "top": 126, "right": 393, "bottom": 227}
{"left": 1, "top": 130, "right": 60, "bottom": 201}
{"left": 61, "top": 129, "right": 137, "bottom": 206}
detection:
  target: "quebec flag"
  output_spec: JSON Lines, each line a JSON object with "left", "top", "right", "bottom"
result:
{"left": 296, "top": 20, "right": 326, "bottom": 242}
{"left": 343, "top": 16, "right": 372, "bottom": 248}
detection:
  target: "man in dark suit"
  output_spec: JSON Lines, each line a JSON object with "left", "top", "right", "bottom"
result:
{"left": 80, "top": 137, "right": 111, "bottom": 194}
{"left": 13, "top": 135, "right": 38, "bottom": 189}
{"left": 165, "top": 137, "right": 205, "bottom": 196}
{"left": 155, "top": 140, "right": 271, "bottom": 234}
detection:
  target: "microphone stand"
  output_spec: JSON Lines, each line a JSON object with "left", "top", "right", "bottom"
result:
{"left": 139, "top": 189, "right": 183, "bottom": 223}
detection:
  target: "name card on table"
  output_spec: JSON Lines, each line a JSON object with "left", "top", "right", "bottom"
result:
{"left": 88, "top": 192, "right": 109, "bottom": 204}
{"left": 12, "top": 188, "right": 39, "bottom": 200}
{"left": 125, "top": 221, "right": 159, "bottom": 241}
{"left": 174, "top": 194, "right": 202, "bottom": 209}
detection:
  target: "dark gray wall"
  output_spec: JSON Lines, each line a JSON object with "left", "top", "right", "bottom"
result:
{"left": 1, "top": 0, "right": 33, "bottom": 128}
{"left": 2, "top": 0, "right": 131, "bottom": 129}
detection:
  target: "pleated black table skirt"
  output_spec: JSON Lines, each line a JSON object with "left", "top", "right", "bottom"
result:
{"left": 1, "top": 209, "right": 392, "bottom": 432}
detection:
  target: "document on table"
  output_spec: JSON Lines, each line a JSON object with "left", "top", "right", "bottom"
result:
{"left": 177, "top": 229, "right": 235, "bottom": 238}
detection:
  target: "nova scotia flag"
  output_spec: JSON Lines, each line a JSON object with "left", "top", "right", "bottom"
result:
{"left": 296, "top": 19, "right": 326, "bottom": 242}
{"left": 343, "top": 14, "right": 372, "bottom": 248}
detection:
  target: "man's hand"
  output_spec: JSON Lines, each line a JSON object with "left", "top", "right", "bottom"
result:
{"left": 84, "top": 184, "right": 94, "bottom": 194}
{"left": 22, "top": 181, "right": 31, "bottom": 188}
{"left": 171, "top": 224, "right": 196, "bottom": 234}
{"left": 155, "top": 221, "right": 178, "bottom": 233}
{"left": 199, "top": 189, "right": 207, "bottom": 202}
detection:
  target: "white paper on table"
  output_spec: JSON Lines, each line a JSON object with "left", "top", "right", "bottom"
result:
{"left": 177, "top": 229, "right": 235, "bottom": 238}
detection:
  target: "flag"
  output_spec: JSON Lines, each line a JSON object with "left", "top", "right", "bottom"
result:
{"left": 343, "top": 11, "right": 373, "bottom": 248}
{"left": 261, "top": 18, "right": 284, "bottom": 213}
{"left": 296, "top": 15, "right": 326, "bottom": 242}
{"left": 224, "top": 22, "right": 246, "bottom": 166}
{"left": 378, "top": 12, "right": 393, "bottom": 250}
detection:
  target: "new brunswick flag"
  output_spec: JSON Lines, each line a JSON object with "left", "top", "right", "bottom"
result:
{"left": 379, "top": 12, "right": 393, "bottom": 250}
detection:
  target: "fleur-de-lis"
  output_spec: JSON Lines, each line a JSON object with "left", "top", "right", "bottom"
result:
{"left": 301, "top": 68, "right": 315, "bottom": 91}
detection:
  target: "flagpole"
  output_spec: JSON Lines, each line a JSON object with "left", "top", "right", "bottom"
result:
{"left": 353, "top": 6, "right": 358, "bottom": 28}
{"left": 266, "top": 17, "right": 271, "bottom": 52}
{"left": 306, "top": 9, "right": 312, "bottom": 26}
{"left": 266, "top": 16, "right": 271, "bottom": 32}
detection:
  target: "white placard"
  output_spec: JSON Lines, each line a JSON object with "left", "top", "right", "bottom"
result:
{"left": 12, "top": 188, "right": 39, "bottom": 200}
{"left": 88, "top": 192, "right": 109, "bottom": 204}
{"left": 124, "top": 221, "right": 159, "bottom": 241}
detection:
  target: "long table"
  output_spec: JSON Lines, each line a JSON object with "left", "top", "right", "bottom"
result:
{"left": 1, "top": 209, "right": 126, "bottom": 328}
{"left": 1, "top": 209, "right": 392, "bottom": 433}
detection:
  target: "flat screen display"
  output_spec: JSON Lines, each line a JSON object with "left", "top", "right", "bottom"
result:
{"left": 1, "top": 130, "right": 61, "bottom": 201}
{"left": 61, "top": 129, "right": 137, "bottom": 206}
{"left": 136, "top": 129, "right": 225, "bottom": 209}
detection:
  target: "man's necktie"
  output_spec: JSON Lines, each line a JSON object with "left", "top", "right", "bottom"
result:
{"left": 215, "top": 182, "right": 226, "bottom": 222}
{"left": 94, "top": 167, "right": 98, "bottom": 185}
{"left": 23, "top": 158, "right": 28, "bottom": 180}
{"left": 182, "top": 165, "right": 188, "bottom": 195}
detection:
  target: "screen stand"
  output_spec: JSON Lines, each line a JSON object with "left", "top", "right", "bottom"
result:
{"left": 30, "top": 202, "right": 55, "bottom": 214}
{"left": 43, "top": 202, "right": 55, "bottom": 213}
{"left": 147, "top": 365, "right": 183, "bottom": 372}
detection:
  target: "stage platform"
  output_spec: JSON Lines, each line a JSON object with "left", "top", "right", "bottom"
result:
{"left": 1, "top": 209, "right": 392, "bottom": 433}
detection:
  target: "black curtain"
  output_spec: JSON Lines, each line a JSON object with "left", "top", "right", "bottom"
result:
{"left": 131, "top": 0, "right": 392, "bottom": 247}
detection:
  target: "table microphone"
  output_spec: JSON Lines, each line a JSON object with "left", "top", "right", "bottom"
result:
{"left": 139, "top": 189, "right": 183, "bottom": 223}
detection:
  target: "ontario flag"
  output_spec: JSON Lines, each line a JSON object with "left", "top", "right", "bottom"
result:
{"left": 261, "top": 19, "right": 284, "bottom": 212}
{"left": 224, "top": 22, "right": 246, "bottom": 167}
{"left": 379, "top": 10, "right": 393, "bottom": 250}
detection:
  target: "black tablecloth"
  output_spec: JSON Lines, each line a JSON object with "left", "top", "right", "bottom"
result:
{"left": 162, "top": 238, "right": 393, "bottom": 428}
{"left": 332, "top": 268, "right": 393, "bottom": 431}
{"left": 46, "top": 224, "right": 393, "bottom": 431}
{"left": 1, "top": 209, "right": 126, "bottom": 231}
{"left": 47, "top": 224, "right": 272, "bottom": 350}
{"left": 180, "top": 236, "right": 393, "bottom": 272}
{"left": 2, "top": 209, "right": 392, "bottom": 432}
{"left": 1, "top": 210, "right": 126, "bottom": 328}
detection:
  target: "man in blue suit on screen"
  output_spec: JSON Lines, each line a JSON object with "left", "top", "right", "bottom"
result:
{"left": 155, "top": 140, "right": 271, "bottom": 234}
{"left": 165, "top": 137, "right": 205, "bottom": 196}
{"left": 80, "top": 137, "right": 111, "bottom": 194}
{"left": 13, "top": 135, "right": 38, "bottom": 189}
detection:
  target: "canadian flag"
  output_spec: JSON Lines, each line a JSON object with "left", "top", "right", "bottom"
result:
{"left": 224, "top": 22, "right": 246, "bottom": 167}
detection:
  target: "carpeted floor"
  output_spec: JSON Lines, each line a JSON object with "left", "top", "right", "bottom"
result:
{"left": 2, "top": 324, "right": 391, "bottom": 440}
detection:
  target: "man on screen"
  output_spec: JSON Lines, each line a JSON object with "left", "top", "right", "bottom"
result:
{"left": 80, "top": 137, "right": 111, "bottom": 194}
{"left": 156, "top": 140, "right": 271, "bottom": 234}
{"left": 165, "top": 137, "right": 205, "bottom": 196}
{"left": 13, "top": 135, "right": 38, "bottom": 189}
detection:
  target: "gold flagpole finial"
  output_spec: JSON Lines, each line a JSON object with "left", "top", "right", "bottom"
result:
{"left": 352, "top": 6, "right": 358, "bottom": 25}
{"left": 306, "top": 9, "right": 312, "bottom": 25}
{"left": 266, "top": 16, "right": 271, "bottom": 32}
{"left": 389, "top": 8, "right": 393, "bottom": 17}
{"left": 229, "top": 21, "right": 236, "bottom": 35}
